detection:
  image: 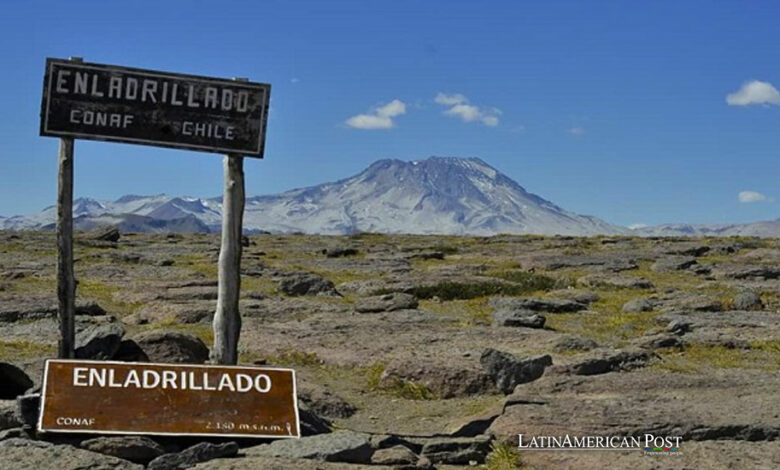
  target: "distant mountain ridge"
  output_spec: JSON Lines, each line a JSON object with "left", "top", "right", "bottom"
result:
{"left": 1, "top": 156, "right": 777, "bottom": 236}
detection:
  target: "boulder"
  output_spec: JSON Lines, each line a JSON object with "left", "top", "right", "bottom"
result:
{"left": 480, "top": 349, "right": 552, "bottom": 394}
{"left": 147, "top": 441, "right": 238, "bottom": 470}
{"left": 417, "top": 435, "right": 493, "bottom": 465}
{"left": 635, "top": 334, "right": 683, "bottom": 350}
{"left": 667, "top": 319, "right": 692, "bottom": 335}
{"left": 553, "top": 336, "right": 598, "bottom": 352}
{"left": 354, "top": 293, "right": 418, "bottom": 313}
{"left": 577, "top": 275, "right": 654, "bottom": 289}
{"left": 621, "top": 297, "right": 656, "bottom": 313}
{"left": 379, "top": 361, "right": 495, "bottom": 398}
{"left": 112, "top": 339, "right": 150, "bottom": 362}
{"left": 298, "top": 401, "right": 334, "bottom": 436}
{"left": 370, "top": 445, "right": 419, "bottom": 466}
{"left": 280, "top": 273, "right": 340, "bottom": 297}
{"left": 322, "top": 247, "right": 359, "bottom": 258}
{"left": 75, "top": 322, "right": 125, "bottom": 359}
{"left": 493, "top": 309, "right": 545, "bottom": 329}
{"left": 546, "top": 289, "right": 599, "bottom": 304}
{"left": 75, "top": 300, "right": 107, "bottom": 316}
{"left": 133, "top": 331, "right": 209, "bottom": 364}
{"left": 651, "top": 256, "right": 698, "bottom": 272}
{"left": 93, "top": 227, "right": 121, "bottom": 242}
{"left": 298, "top": 388, "right": 356, "bottom": 419}
{"left": 0, "top": 401, "right": 20, "bottom": 430}
{"left": 246, "top": 430, "right": 373, "bottom": 464}
{"left": 0, "top": 438, "right": 142, "bottom": 469}
{"left": 14, "top": 393, "right": 40, "bottom": 428}
{"left": 490, "top": 297, "right": 585, "bottom": 313}
{"left": 713, "top": 264, "right": 780, "bottom": 280}
{"left": 563, "top": 349, "right": 652, "bottom": 376}
{"left": 732, "top": 291, "right": 763, "bottom": 311}
{"left": 661, "top": 294, "right": 722, "bottom": 313}
{"left": 657, "top": 243, "right": 710, "bottom": 257}
{"left": 81, "top": 436, "right": 165, "bottom": 464}
{"left": 0, "top": 363, "right": 33, "bottom": 399}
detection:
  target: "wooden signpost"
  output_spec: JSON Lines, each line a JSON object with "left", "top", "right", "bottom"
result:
{"left": 40, "top": 58, "right": 271, "bottom": 367}
{"left": 39, "top": 360, "right": 300, "bottom": 438}
{"left": 38, "top": 58, "right": 290, "bottom": 438}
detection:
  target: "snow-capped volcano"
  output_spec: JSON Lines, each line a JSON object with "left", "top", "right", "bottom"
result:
{"left": 2, "top": 157, "right": 623, "bottom": 235}
{"left": 241, "top": 157, "right": 622, "bottom": 235}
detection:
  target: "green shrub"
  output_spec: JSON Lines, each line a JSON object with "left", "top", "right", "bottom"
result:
{"left": 483, "top": 441, "right": 522, "bottom": 470}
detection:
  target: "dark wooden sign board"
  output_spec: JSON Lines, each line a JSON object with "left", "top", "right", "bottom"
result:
{"left": 39, "top": 360, "right": 300, "bottom": 439}
{"left": 40, "top": 58, "right": 271, "bottom": 157}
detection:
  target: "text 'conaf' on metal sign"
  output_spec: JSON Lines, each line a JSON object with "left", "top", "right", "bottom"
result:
{"left": 40, "top": 58, "right": 270, "bottom": 157}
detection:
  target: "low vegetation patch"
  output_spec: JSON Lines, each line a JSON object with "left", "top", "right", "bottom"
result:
{"left": 380, "top": 275, "right": 560, "bottom": 301}
{"left": 363, "top": 363, "right": 436, "bottom": 400}
{"left": 0, "top": 340, "right": 55, "bottom": 361}
{"left": 483, "top": 441, "right": 523, "bottom": 470}
{"left": 655, "top": 341, "right": 780, "bottom": 372}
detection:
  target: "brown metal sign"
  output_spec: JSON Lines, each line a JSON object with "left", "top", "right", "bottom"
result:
{"left": 38, "top": 360, "right": 300, "bottom": 438}
{"left": 40, "top": 58, "right": 270, "bottom": 157}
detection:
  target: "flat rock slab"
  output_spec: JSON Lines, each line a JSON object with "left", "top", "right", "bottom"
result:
{"left": 555, "top": 348, "right": 653, "bottom": 376}
{"left": 0, "top": 438, "right": 142, "bottom": 469}
{"left": 577, "top": 275, "right": 654, "bottom": 289}
{"left": 193, "top": 456, "right": 396, "bottom": 469}
{"left": 245, "top": 430, "right": 373, "bottom": 464}
{"left": 354, "top": 293, "right": 418, "bottom": 313}
{"left": 651, "top": 256, "right": 698, "bottom": 272}
{"left": 490, "top": 297, "right": 586, "bottom": 313}
{"left": 493, "top": 309, "right": 546, "bottom": 328}
{"left": 80, "top": 436, "right": 165, "bottom": 464}
{"left": 379, "top": 360, "right": 496, "bottom": 398}
{"left": 148, "top": 442, "right": 238, "bottom": 470}
{"left": 489, "top": 370, "right": 780, "bottom": 443}
{"left": 481, "top": 349, "right": 553, "bottom": 394}
{"left": 410, "top": 435, "right": 493, "bottom": 465}
{"left": 657, "top": 310, "right": 780, "bottom": 344}
{"left": 517, "top": 440, "right": 780, "bottom": 470}
{"left": 133, "top": 331, "right": 210, "bottom": 364}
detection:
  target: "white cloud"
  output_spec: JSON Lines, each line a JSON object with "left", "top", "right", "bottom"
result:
{"left": 628, "top": 223, "right": 648, "bottom": 230}
{"left": 290, "top": 77, "right": 300, "bottom": 84}
{"left": 568, "top": 126, "right": 585, "bottom": 137}
{"left": 434, "top": 93, "right": 500, "bottom": 126}
{"left": 726, "top": 80, "right": 780, "bottom": 106}
{"left": 434, "top": 93, "right": 467, "bottom": 106}
{"left": 376, "top": 99, "right": 406, "bottom": 118}
{"left": 738, "top": 190, "right": 773, "bottom": 203}
{"left": 345, "top": 99, "right": 406, "bottom": 130}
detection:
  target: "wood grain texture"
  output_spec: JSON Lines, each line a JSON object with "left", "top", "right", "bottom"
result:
{"left": 57, "top": 137, "right": 75, "bottom": 359}
{"left": 212, "top": 155, "right": 245, "bottom": 365}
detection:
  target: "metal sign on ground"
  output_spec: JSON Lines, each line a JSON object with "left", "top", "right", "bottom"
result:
{"left": 40, "top": 58, "right": 271, "bottom": 157}
{"left": 39, "top": 360, "right": 301, "bottom": 439}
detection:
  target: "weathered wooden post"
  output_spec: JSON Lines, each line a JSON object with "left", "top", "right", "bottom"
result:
{"left": 212, "top": 152, "right": 245, "bottom": 365}
{"left": 55, "top": 57, "right": 81, "bottom": 359}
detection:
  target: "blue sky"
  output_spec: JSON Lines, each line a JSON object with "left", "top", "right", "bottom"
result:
{"left": 1, "top": 0, "right": 779, "bottom": 227}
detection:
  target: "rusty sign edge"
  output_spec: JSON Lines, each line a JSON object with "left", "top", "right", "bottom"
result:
{"left": 40, "top": 58, "right": 271, "bottom": 158}
{"left": 37, "top": 358, "right": 301, "bottom": 439}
